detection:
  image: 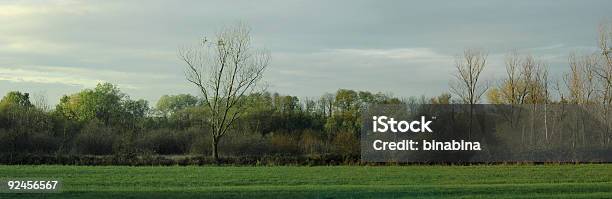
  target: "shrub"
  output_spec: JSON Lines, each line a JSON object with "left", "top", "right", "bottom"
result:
{"left": 74, "top": 120, "right": 116, "bottom": 155}
{"left": 300, "top": 129, "right": 325, "bottom": 155}
{"left": 29, "top": 132, "right": 61, "bottom": 153}
{"left": 0, "top": 129, "right": 14, "bottom": 153}
{"left": 332, "top": 131, "right": 359, "bottom": 158}
{"left": 188, "top": 127, "right": 211, "bottom": 155}
{"left": 220, "top": 131, "right": 272, "bottom": 156}
{"left": 137, "top": 129, "right": 193, "bottom": 155}
{"left": 270, "top": 132, "right": 300, "bottom": 154}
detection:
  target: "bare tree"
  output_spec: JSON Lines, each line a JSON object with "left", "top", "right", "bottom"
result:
{"left": 503, "top": 51, "right": 522, "bottom": 104}
{"left": 522, "top": 55, "right": 549, "bottom": 104}
{"left": 451, "top": 49, "right": 489, "bottom": 104}
{"left": 319, "top": 93, "right": 334, "bottom": 118}
{"left": 178, "top": 23, "right": 270, "bottom": 161}
{"left": 489, "top": 52, "right": 550, "bottom": 146}
{"left": 491, "top": 52, "right": 549, "bottom": 104}
{"left": 558, "top": 21, "right": 612, "bottom": 147}
{"left": 450, "top": 49, "right": 488, "bottom": 140}
{"left": 597, "top": 21, "right": 612, "bottom": 105}
{"left": 31, "top": 91, "right": 50, "bottom": 112}
{"left": 597, "top": 20, "right": 612, "bottom": 145}
{"left": 566, "top": 53, "right": 598, "bottom": 104}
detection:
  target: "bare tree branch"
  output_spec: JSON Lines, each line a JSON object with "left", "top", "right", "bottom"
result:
{"left": 450, "top": 49, "right": 489, "bottom": 104}
{"left": 178, "top": 23, "right": 269, "bottom": 161}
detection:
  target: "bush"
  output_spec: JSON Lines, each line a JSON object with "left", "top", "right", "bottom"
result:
{"left": 29, "top": 132, "right": 61, "bottom": 153}
{"left": 299, "top": 129, "right": 325, "bottom": 155}
{"left": 0, "top": 129, "right": 14, "bottom": 153}
{"left": 270, "top": 132, "right": 300, "bottom": 154}
{"left": 137, "top": 128, "right": 193, "bottom": 155}
{"left": 220, "top": 131, "right": 272, "bottom": 156}
{"left": 332, "top": 131, "right": 359, "bottom": 158}
{"left": 74, "top": 120, "right": 116, "bottom": 155}
{"left": 0, "top": 153, "right": 361, "bottom": 166}
{"left": 190, "top": 135, "right": 210, "bottom": 155}
{"left": 0, "top": 128, "right": 60, "bottom": 154}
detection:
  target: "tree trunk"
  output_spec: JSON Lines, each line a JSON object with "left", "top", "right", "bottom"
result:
{"left": 212, "top": 136, "right": 219, "bottom": 163}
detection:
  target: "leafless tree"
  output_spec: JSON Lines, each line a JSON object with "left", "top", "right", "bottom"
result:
{"left": 503, "top": 51, "right": 522, "bottom": 104}
{"left": 450, "top": 49, "right": 489, "bottom": 104}
{"left": 32, "top": 91, "right": 50, "bottom": 112}
{"left": 493, "top": 52, "right": 549, "bottom": 104}
{"left": 520, "top": 55, "right": 549, "bottom": 104}
{"left": 178, "top": 23, "right": 270, "bottom": 161}
{"left": 597, "top": 21, "right": 612, "bottom": 105}
{"left": 597, "top": 20, "right": 612, "bottom": 145}
{"left": 565, "top": 53, "right": 598, "bottom": 104}
{"left": 492, "top": 52, "right": 550, "bottom": 145}
{"left": 318, "top": 93, "right": 334, "bottom": 118}
{"left": 449, "top": 49, "right": 488, "bottom": 140}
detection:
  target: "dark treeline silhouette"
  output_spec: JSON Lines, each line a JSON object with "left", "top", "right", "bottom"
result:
{"left": 2, "top": 83, "right": 610, "bottom": 165}
{"left": 0, "top": 85, "right": 406, "bottom": 164}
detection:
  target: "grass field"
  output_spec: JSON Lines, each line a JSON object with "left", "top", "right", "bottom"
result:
{"left": 0, "top": 164, "right": 611, "bottom": 198}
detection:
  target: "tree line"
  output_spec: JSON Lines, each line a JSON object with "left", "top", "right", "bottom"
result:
{"left": 0, "top": 21, "right": 610, "bottom": 164}
{"left": 0, "top": 85, "right": 403, "bottom": 160}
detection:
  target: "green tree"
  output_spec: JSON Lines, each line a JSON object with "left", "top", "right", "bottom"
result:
{"left": 0, "top": 91, "right": 33, "bottom": 109}
{"left": 124, "top": 99, "right": 149, "bottom": 118}
{"left": 56, "top": 83, "right": 123, "bottom": 124}
{"left": 0, "top": 91, "right": 56, "bottom": 154}
{"left": 430, "top": 93, "right": 452, "bottom": 104}
{"left": 335, "top": 89, "right": 359, "bottom": 113}
{"left": 55, "top": 83, "right": 148, "bottom": 127}
{"left": 156, "top": 94, "right": 199, "bottom": 117}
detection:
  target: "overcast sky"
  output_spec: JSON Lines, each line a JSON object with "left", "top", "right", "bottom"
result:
{"left": 1, "top": 0, "right": 611, "bottom": 105}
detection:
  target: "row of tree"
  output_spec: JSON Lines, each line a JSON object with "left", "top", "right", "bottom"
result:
{"left": 453, "top": 22, "right": 612, "bottom": 106}
{"left": 1, "top": 21, "right": 610, "bottom": 162}
{"left": 0, "top": 84, "right": 403, "bottom": 158}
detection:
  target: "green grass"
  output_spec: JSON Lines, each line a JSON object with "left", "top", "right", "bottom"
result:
{"left": 0, "top": 164, "right": 611, "bottom": 198}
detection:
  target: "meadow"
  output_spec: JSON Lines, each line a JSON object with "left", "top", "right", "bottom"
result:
{"left": 0, "top": 164, "right": 611, "bottom": 198}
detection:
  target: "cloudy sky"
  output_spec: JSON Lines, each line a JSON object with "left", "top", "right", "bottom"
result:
{"left": 1, "top": 0, "right": 610, "bottom": 105}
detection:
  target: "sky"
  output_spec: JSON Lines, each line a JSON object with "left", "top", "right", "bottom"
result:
{"left": 1, "top": 0, "right": 611, "bottom": 106}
